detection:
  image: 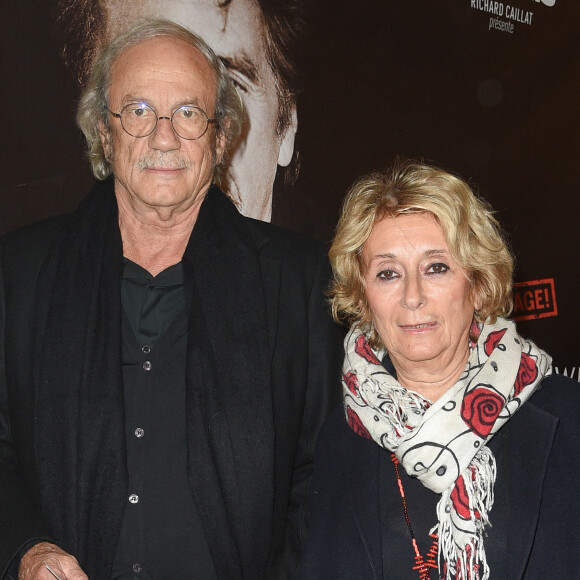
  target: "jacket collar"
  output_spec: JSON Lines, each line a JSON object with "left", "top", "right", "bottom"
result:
{"left": 504, "top": 398, "right": 558, "bottom": 578}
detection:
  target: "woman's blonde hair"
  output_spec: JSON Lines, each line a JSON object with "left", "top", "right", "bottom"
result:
{"left": 329, "top": 159, "right": 514, "bottom": 346}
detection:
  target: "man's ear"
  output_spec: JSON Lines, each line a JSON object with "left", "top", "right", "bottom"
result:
{"left": 277, "top": 105, "right": 297, "bottom": 167}
{"left": 98, "top": 120, "right": 113, "bottom": 162}
{"left": 216, "top": 119, "right": 230, "bottom": 165}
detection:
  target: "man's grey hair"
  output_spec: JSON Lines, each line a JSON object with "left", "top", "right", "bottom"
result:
{"left": 76, "top": 18, "right": 244, "bottom": 185}
{"left": 57, "top": 0, "right": 304, "bottom": 186}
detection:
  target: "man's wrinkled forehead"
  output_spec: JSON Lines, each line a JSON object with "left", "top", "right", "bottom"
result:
{"left": 107, "top": 36, "right": 219, "bottom": 112}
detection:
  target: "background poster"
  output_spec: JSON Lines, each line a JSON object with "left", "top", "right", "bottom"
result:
{"left": 1, "top": 0, "right": 578, "bottom": 376}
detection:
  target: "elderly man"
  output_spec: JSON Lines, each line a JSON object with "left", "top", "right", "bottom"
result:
{"left": 56, "top": 0, "right": 302, "bottom": 221}
{"left": 0, "top": 19, "right": 342, "bottom": 580}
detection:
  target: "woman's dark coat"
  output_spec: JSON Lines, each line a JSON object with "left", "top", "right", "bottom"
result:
{"left": 297, "top": 373, "right": 580, "bottom": 579}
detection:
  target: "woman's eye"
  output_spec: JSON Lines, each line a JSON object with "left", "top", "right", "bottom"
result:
{"left": 427, "top": 263, "right": 449, "bottom": 274}
{"left": 377, "top": 269, "right": 397, "bottom": 280}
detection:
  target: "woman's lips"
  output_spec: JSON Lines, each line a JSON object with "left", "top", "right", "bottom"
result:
{"left": 399, "top": 322, "right": 437, "bottom": 332}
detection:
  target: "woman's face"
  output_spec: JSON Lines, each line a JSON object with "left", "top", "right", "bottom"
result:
{"left": 362, "top": 213, "right": 480, "bottom": 385}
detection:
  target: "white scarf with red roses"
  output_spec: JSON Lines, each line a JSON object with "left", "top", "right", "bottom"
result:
{"left": 342, "top": 317, "right": 551, "bottom": 580}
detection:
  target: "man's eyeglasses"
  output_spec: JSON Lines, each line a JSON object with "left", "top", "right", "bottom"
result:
{"left": 108, "top": 102, "right": 216, "bottom": 140}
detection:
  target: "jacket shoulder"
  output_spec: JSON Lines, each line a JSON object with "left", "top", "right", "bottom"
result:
{"left": 243, "top": 216, "right": 327, "bottom": 262}
{"left": 205, "top": 186, "right": 327, "bottom": 264}
{"left": 529, "top": 372, "right": 580, "bottom": 420}
{"left": 1, "top": 215, "right": 69, "bottom": 268}
{"left": 0, "top": 215, "right": 70, "bottom": 306}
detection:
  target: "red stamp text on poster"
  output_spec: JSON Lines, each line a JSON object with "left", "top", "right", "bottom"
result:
{"left": 512, "top": 278, "right": 558, "bottom": 321}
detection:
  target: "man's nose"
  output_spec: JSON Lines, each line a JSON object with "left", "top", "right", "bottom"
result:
{"left": 148, "top": 116, "right": 181, "bottom": 151}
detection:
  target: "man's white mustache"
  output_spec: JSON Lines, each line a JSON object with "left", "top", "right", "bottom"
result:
{"left": 137, "top": 155, "right": 191, "bottom": 170}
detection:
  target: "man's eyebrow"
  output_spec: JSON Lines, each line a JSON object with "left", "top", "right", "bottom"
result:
{"left": 220, "top": 55, "right": 261, "bottom": 84}
{"left": 118, "top": 95, "right": 146, "bottom": 104}
{"left": 118, "top": 96, "right": 203, "bottom": 108}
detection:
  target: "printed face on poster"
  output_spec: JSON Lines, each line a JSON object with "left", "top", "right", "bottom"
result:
{"left": 1, "top": 0, "right": 578, "bottom": 374}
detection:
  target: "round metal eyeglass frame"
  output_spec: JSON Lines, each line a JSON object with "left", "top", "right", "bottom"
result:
{"left": 108, "top": 102, "right": 217, "bottom": 140}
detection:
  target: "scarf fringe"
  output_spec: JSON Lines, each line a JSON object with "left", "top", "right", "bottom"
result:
{"left": 436, "top": 446, "right": 496, "bottom": 580}
{"left": 358, "top": 381, "right": 428, "bottom": 443}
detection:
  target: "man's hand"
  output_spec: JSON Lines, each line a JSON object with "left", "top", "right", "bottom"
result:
{"left": 18, "top": 542, "right": 89, "bottom": 580}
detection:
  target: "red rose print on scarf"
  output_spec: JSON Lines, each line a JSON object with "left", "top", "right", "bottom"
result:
{"left": 450, "top": 474, "right": 473, "bottom": 520}
{"left": 355, "top": 334, "right": 381, "bottom": 365}
{"left": 346, "top": 406, "right": 372, "bottom": 440}
{"left": 343, "top": 371, "right": 360, "bottom": 396}
{"left": 514, "top": 352, "right": 538, "bottom": 397}
{"left": 484, "top": 328, "right": 507, "bottom": 356}
{"left": 452, "top": 467, "right": 482, "bottom": 519}
{"left": 461, "top": 385, "right": 505, "bottom": 438}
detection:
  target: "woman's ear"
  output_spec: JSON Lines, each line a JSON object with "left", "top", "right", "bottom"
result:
{"left": 472, "top": 286, "right": 483, "bottom": 313}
